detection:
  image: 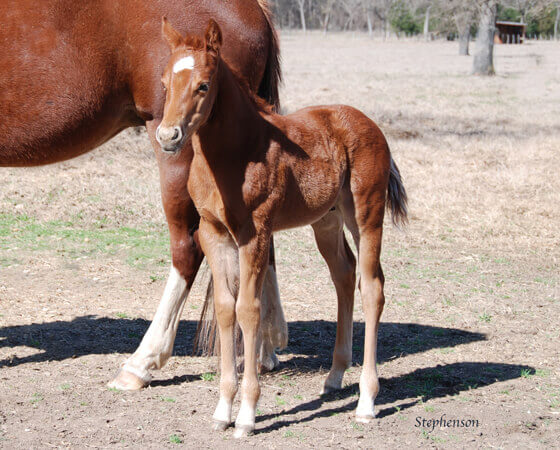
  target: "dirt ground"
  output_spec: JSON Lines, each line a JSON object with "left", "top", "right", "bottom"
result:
{"left": 1, "top": 34, "right": 559, "bottom": 448}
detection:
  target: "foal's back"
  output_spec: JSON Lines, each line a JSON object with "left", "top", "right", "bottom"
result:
{"left": 264, "top": 104, "right": 391, "bottom": 230}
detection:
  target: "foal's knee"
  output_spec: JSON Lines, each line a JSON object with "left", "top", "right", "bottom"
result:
{"left": 236, "top": 298, "right": 261, "bottom": 330}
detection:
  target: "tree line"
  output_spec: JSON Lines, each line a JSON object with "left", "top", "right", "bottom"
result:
{"left": 270, "top": 0, "right": 560, "bottom": 75}
{"left": 270, "top": 0, "right": 559, "bottom": 39}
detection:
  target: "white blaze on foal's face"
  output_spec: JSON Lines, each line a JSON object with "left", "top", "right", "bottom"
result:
{"left": 173, "top": 55, "right": 195, "bottom": 73}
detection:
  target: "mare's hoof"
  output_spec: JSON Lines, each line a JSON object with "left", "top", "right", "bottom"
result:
{"left": 259, "top": 352, "right": 279, "bottom": 373}
{"left": 108, "top": 369, "right": 149, "bottom": 391}
{"left": 212, "top": 420, "right": 230, "bottom": 432}
{"left": 355, "top": 413, "right": 375, "bottom": 424}
{"left": 320, "top": 383, "right": 342, "bottom": 395}
{"left": 233, "top": 424, "right": 254, "bottom": 438}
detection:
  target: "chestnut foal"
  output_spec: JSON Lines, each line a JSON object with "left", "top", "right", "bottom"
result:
{"left": 158, "top": 20, "right": 408, "bottom": 436}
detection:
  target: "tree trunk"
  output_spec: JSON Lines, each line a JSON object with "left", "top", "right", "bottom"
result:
{"left": 423, "top": 5, "right": 432, "bottom": 41}
{"left": 555, "top": 3, "right": 560, "bottom": 41}
{"left": 367, "top": 10, "right": 373, "bottom": 37}
{"left": 459, "top": 26, "right": 470, "bottom": 55}
{"left": 455, "top": 12, "right": 472, "bottom": 55}
{"left": 297, "top": 0, "right": 306, "bottom": 33}
{"left": 323, "top": 12, "right": 330, "bottom": 34}
{"left": 473, "top": 1, "right": 497, "bottom": 76}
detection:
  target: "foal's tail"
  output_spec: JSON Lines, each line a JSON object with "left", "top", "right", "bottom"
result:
{"left": 256, "top": 0, "right": 282, "bottom": 111}
{"left": 387, "top": 156, "right": 408, "bottom": 228}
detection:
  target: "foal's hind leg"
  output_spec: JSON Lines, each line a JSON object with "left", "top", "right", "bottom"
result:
{"left": 311, "top": 208, "right": 356, "bottom": 394}
{"left": 343, "top": 189, "right": 386, "bottom": 423}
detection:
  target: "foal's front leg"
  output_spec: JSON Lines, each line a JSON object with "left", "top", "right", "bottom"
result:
{"left": 234, "top": 232, "right": 271, "bottom": 437}
{"left": 198, "top": 219, "right": 241, "bottom": 431}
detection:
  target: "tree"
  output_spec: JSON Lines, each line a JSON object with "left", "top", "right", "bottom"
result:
{"left": 554, "top": 2, "right": 560, "bottom": 41}
{"left": 296, "top": 0, "right": 307, "bottom": 32}
{"left": 423, "top": 3, "right": 432, "bottom": 40}
{"left": 473, "top": 0, "right": 498, "bottom": 75}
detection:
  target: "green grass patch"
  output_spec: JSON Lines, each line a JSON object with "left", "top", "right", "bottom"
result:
{"left": 0, "top": 213, "right": 170, "bottom": 269}
{"left": 200, "top": 372, "right": 216, "bottom": 382}
{"left": 30, "top": 393, "right": 43, "bottom": 404}
{"left": 169, "top": 434, "right": 182, "bottom": 444}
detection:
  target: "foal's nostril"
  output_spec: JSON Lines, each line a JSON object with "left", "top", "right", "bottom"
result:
{"left": 172, "top": 127, "right": 180, "bottom": 141}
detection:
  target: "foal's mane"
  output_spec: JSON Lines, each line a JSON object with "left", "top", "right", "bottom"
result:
{"left": 227, "top": 65, "right": 275, "bottom": 115}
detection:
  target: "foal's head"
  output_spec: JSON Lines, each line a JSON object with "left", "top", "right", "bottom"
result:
{"left": 156, "top": 19, "right": 222, "bottom": 153}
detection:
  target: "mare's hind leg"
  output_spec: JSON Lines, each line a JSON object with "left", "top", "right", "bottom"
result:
{"left": 259, "top": 248, "right": 288, "bottom": 372}
{"left": 198, "top": 218, "right": 240, "bottom": 431}
{"left": 311, "top": 208, "right": 356, "bottom": 394}
{"left": 342, "top": 189, "right": 386, "bottom": 423}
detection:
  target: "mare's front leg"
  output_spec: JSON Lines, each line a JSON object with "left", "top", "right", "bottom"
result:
{"left": 109, "top": 128, "right": 203, "bottom": 390}
{"left": 234, "top": 229, "right": 271, "bottom": 437}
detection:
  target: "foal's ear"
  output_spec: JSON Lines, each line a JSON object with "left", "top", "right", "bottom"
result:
{"left": 162, "top": 17, "right": 183, "bottom": 50}
{"left": 205, "top": 19, "right": 222, "bottom": 55}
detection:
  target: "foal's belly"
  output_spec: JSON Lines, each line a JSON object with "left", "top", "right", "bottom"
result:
{"left": 273, "top": 163, "right": 345, "bottom": 231}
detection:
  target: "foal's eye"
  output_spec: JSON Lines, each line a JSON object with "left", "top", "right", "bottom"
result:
{"left": 197, "top": 83, "right": 209, "bottom": 93}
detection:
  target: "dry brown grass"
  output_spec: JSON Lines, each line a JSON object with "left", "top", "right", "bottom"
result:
{"left": 1, "top": 35, "right": 559, "bottom": 447}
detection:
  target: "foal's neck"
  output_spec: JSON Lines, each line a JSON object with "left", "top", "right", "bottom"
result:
{"left": 195, "top": 60, "right": 269, "bottom": 165}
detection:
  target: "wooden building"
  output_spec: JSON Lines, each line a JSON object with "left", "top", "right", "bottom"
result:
{"left": 495, "top": 21, "right": 526, "bottom": 44}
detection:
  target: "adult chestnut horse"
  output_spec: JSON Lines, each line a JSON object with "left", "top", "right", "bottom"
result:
{"left": 0, "top": 0, "right": 287, "bottom": 390}
{"left": 158, "top": 19, "right": 408, "bottom": 436}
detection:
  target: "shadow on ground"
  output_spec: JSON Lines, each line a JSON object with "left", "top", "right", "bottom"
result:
{"left": 1, "top": 316, "right": 533, "bottom": 435}
{"left": 1, "top": 317, "right": 483, "bottom": 370}
{"left": 255, "top": 361, "right": 534, "bottom": 434}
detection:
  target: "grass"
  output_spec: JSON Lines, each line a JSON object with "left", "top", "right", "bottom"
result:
{"left": 479, "top": 312, "right": 492, "bottom": 323}
{"left": 30, "top": 393, "right": 43, "bottom": 405}
{"left": 275, "top": 396, "right": 287, "bottom": 407}
{"left": 351, "top": 422, "right": 364, "bottom": 431}
{"left": 169, "top": 434, "right": 182, "bottom": 444}
{"left": 0, "top": 213, "right": 170, "bottom": 269}
{"left": 200, "top": 372, "right": 216, "bottom": 382}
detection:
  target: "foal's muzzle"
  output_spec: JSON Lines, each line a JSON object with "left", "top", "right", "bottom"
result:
{"left": 156, "top": 125, "right": 184, "bottom": 153}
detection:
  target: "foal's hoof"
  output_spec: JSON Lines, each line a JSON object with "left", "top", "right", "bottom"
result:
{"left": 233, "top": 424, "right": 255, "bottom": 438}
{"left": 355, "top": 413, "right": 375, "bottom": 424}
{"left": 212, "top": 420, "right": 230, "bottom": 432}
{"left": 108, "top": 369, "right": 149, "bottom": 391}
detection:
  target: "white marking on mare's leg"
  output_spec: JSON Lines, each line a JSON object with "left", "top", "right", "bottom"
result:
{"left": 173, "top": 56, "right": 194, "bottom": 73}
{"left": 110, "top": 265, "right": 188, "bottom": 389}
